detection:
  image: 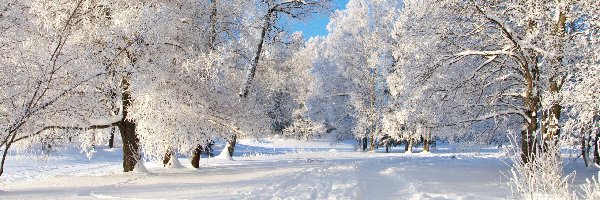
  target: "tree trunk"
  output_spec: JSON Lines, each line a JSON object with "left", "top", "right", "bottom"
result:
{"left": 362, "top": 137, "right": 368, "bottom": 151}
{"left": 119, "top": 76, "right": 139, "bottom": 172}
{"left": 208, "top": 0, "right": 218, "bottom": 51}
{"left": 0, "top": 144, "right": 10, "bottom": 176}
{"left": 594, "top": 132, "right": 599, "bottom": 165}
{"left": 404, "top": 140, "right": 409, "bottom": 152}
{"left": 385, "top": 143, "right": 390, "bottom": 153}
{"left": 407, "top": 139, "right": 414, "bottom": 153}
{"left": 239, "top": 12, "right": 272, "bottom": 97}
{"left": 520, "top": 122, "right": 537, "bottom": 164}
{"left": 0, "top": 132, "right": 17, "bottom": 176}
{"left": 541, "top": 8, "right": 565, "bottom": 147}
{"left": 369, "top": 131, "right": 375, "bottom": 151}
{"left": 368, "top": 68, "right": 378, "bottom": 152}
{"left": 119, "top": 119, "right": 138, "bottom": 172}
{"left": 542, "top": 80, "right": 562, "bottom": 148}
{"left": 423, "top": 128, "right": 431, "bottom": 153}
{"left": 108, "top": 127, "right": 115, "bottom": 148}
{"left": 520, "top": 78, "right": 539, "bottom": 164}
{"left": 226, "top": 135, "right": 237, "bottom": 157}
{"left": 163, "top": 149, "right": 172, "bottom": 167}
{"left": 582, "top": 129, "right": 589, "bottom": 167}
{"left": 191, "top": 144, "right": 202, "bottom": 168}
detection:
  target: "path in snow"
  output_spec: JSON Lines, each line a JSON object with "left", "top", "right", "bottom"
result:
{"left": 3, "top": 139, "right": 593, "bottom": 199}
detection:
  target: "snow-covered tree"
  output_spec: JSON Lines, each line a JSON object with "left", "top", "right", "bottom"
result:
{"left": 238, "top": 0, "right": 333, "bottom": 97}
{"left": 561, "top": 3, "right": 600, "bottom": 166}
{"left": 305, "top": 37, "right": 356, "bottom": 142}
{"left": 307, "top": 0, "right": 402, "bottom": 149}
{"left": 436, "top": 0, "right": 600, "bottom": 162}
{"left": 0, "top": 0, "right": 129, "bottom": 176}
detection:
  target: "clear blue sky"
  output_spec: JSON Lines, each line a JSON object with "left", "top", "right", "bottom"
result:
{"left": 288, "top": 0, "right": 350, "bottom": 39}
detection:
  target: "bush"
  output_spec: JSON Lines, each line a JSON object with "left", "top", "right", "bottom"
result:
{"left": 504, "top": 132, "right": 576, "bottom": 199}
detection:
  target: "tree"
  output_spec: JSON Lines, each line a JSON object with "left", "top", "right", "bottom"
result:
{"left": 302, "top": 37, "right": 356, "bottom": 142}
{"left": 435, "top": 0, "right": 599, "bottom": 162}
{"left": 307, "top": 0, "right": 401, "bottom": 149}
{"left": 238, "top": 0, "right": 333, "bottom": 97}
{"left": 0, "top": 0, "right": 127, "bottom": 176}
{"left": 561, "top": 4, "right": 600, "bottom": 165}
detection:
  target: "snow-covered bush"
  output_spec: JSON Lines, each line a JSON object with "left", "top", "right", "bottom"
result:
{"left": 283, "top": 110, "right": 326, "bottom": 140}
{"left": 505, "top": 132, "right": 576, "bottom": 199}
{"left": 580, "top": 172, "right": 600, "bottom": 199}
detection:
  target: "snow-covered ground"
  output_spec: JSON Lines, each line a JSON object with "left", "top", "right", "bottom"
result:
{"left": 0, "top": 139, "right": 597, "bottom": 199}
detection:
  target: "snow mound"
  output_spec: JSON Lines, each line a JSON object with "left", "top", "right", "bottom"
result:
{"left": 215, "top": 149, "right": 235, "bottom": 161}
{"left": 167, "top": 156, "right": 184, "bottom": 169}
{"left": 410, "top": 192, "right": 467, "bottom": 200}
{"left": 329, "top": 165, "right": 355, "bottom": 171}
{"left": 132, "top": 161, "right": 149, "bottom": 173}
{"left": 409, "top": 193, "right": 433, "bottom": 200}
{"left": 380, "top": 167, "right": 402, "bottom": 176}
{"left": 328, "top": 149, "right": 339, "bottom": 153}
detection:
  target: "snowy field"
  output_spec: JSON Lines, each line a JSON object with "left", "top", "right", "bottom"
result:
{"left": 0, "top": 139, "right": 597, "bottom": 200}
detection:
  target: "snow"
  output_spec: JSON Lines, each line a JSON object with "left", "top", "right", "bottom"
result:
{"left": 87, "top": 115, "right": 122, "bottom": 126}
{"left": 0, "top": 139, "right": 598, "bottom": 199}
{"left": 166, "top": 155, "right": 184, "bottom": 169}
{"left": 215, "top": 143, "right": 235, "bottom": 161}
{"left": 133, "top": 161, "right": 149, "bottom": 173}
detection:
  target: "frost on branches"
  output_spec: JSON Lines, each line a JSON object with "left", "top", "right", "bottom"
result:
{"left": 0, "top": 0, "right": 332, "bottom": 175}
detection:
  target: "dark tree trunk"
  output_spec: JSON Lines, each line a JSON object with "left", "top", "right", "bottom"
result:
{"left": 369, "top": 129, "right": 376, "bottom": 151}
{"left": 520, "top": 58, "right": 541, "bottom": 164}
{"left": 119, "top": 120, "right": 138, "bottom": 172}
{"left": 541, "top": 99, "right": 562, "bottom": 150}
{"left": 108, "top": 127, "right": 115, "bottom": 148}
{"left": 239, "top": 12, "right": 273, "bottom": 97}
{"left": 191, "top": 144, "right": 202, "bottom": 168}
{"left": 362, "top": 137, "right": 368, "bottom": 151}
{"left": 520, "top": 109, "right": 538, "bottom": 164}
{"left": 542, "top": 12, "right": 565, "bottom": 147}
{"left": 404, "top": 140, "right": 410, "bottom": 152}
{"left": 423, "top": 138, "right": 430, "bottom": 152}
{"left": 208, "top": 0, "right": 218, "bottom": 51}
{"left": 582, "top": 130, "right": 589, "bottom": 167}
{"left": 163, "top": 149, "right": 172, "bottom": 167}
{"left": 206, "top": 141, "right": 214, "bottom": 157}
{"left": 594, "top": 132, "right": 599, "bottom": 165}
{"left": 0, "top": 145, "right": 9, "bottom": 176}
{"left": 0, "top": 132, "right": 17, "bottom": 176}
{"left": 227, "top": 135, "right": 237, "bottom": 157}
{"left": 119, "top": 76, "right": 139, "bottom": 172}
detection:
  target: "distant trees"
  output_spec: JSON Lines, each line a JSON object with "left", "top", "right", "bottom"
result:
{"left": 302, "top": 0, "right": 402, "bottom": 150}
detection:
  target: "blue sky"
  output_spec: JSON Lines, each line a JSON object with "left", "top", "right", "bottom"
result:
{"left": 288, "top": 0, "right": 350, "bottom": 39}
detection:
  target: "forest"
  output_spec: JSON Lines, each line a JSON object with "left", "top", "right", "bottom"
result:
{"left": 1, "top": 0, "right": 599, "bottom": 199}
